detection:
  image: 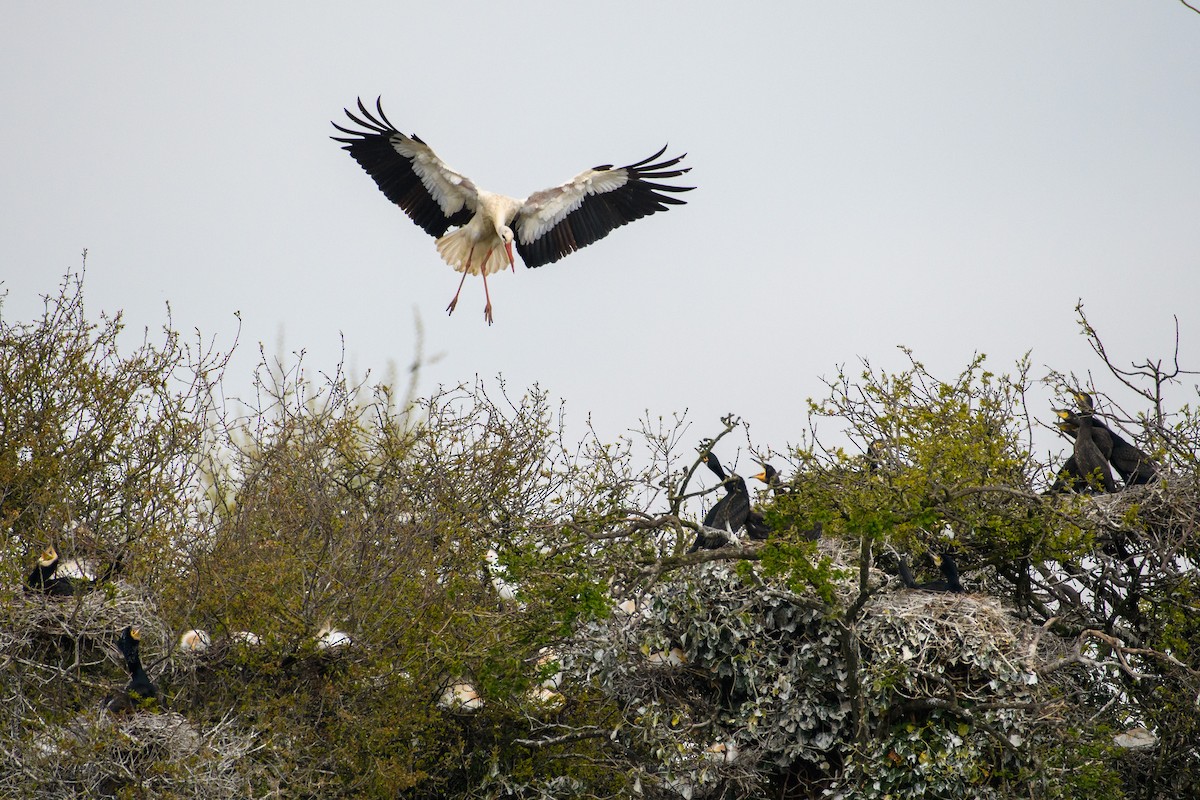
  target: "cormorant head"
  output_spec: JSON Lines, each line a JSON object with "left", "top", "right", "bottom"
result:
{"left": 937, "top": 552, "right": 963, "bottom": 589}
{"left": 37, "top": 545, "right": 59, "bottom": 567}
{"left": 120, "top": 626, "right": 141, "bottom": 649}
{"left": 118, "top": 626, "right": 142, "bottom": 665}
{"left": 752, "top": 462, "right": 777, "bottom": 484}
{"left": 701, "top": 451, "right": 726, "bottom": 479}
{"left": 1072, "top": 391, "right": 1096, "bottom": 413}
{"left": 1054, "top": 408, "right": 1079, "bottom": 432}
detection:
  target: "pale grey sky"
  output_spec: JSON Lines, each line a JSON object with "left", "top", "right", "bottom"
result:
{"left": 2, "top": 2, "right": 1198, "bottom": 475}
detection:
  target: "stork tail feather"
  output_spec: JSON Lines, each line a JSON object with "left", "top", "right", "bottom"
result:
{"left": 436, "top": 230, "right": 510, "bottom": 276}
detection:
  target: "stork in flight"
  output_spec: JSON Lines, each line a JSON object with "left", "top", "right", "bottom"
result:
{"left": 332, "top": 98, "right": 694, "bottom": 324}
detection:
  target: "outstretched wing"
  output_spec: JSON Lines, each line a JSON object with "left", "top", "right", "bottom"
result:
{"left": 331, "top": 97, "right": 477, "bottom": 237}
{"left": 514, "top": 146, "right": 693, "bottom": 268}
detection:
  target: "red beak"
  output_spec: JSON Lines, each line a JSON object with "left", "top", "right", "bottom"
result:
{"left": 505, "top": 241, "right": 515, "bottom": 272}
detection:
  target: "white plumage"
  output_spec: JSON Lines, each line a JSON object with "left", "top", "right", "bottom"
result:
{"left": 316, "top": 624, "right": 352, "bottom": 651}
{"left": 56, "top": 558, "right": 95, "bottom": 581}
{"left": 438, "top": 680, "right": 484, "bottom": 713}
{"left": 179, "top": 629, "right": 211, "bottom": 652}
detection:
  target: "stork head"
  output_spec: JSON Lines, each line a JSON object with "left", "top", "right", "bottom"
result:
{"left": 496, "top": 225, "right": 516, "bottom": 271}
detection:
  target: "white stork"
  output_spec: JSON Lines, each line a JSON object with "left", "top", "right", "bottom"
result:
{"left": 332, "top": 98, "right": 693, "bottom": 324}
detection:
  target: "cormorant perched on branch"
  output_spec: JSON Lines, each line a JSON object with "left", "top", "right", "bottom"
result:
{"left": 748, "top": 463, "right": 821, "bottom": 542}
{"left": 689, "top": 451, "right": 751, "bottom": 551}
{"left": 1046, "top": 412, "right": 1089, "bottom": 495}
{"left": 1073, "top": 391, "right": 1159, "bottom": 486}
{"left": 103, "top": 626, "right": 158, "bottom": 714}
{"left": 743, "top": 510, "right": 772, "bottom": 541}
{"left": 745, "top": 462, "right": 780, "bottom": 541}
{"left": 1058, "top": 409, "right": 1117, "bottom": 493}
{"left": 897, "top": 552, "right": 964, "bottom": 593}
{"left": 752, "top": 462, "right": 781, "bottom": 494}
{"left": 1046, "top": 412, "right": 1094, "bottom": 494}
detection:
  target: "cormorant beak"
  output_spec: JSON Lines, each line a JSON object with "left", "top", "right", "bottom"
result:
{"left": 130, "top": 628, "right": 141, "bottom": 641}
{"left": 752, "top": 471, "right": 768, "bottom": 483}
{"left": 40, "top": 546, "right": 57, "bottom": 564}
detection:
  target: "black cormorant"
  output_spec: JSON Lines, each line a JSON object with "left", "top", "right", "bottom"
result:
{"left": 744, "top": 510, "right": 772, "bottom": 541}
{"left": 26, "top": 546, "right": 59, "bottom": 591}
{"left": 749, "top": 463, "right": 821, "bottom": 542}
{"left": 103, "top": 626, "right": 158, "bottom": 713}
{"left": 1046, "top": 412, "right": 1090, "bottom": 494}
{"left": 24, "top": 545, "right": 85, "bottom": 596}
{"left": 897, "top": 552, "right": 964, "bottom": 593}
{"left": 1073, "top": 391, "right": 1158, "bottom": 486}
{"left": 689, "top": 451, "right": 751, "bottom": 551}
{"left": 1046, "top": 454, "right": 1086, "bottom": 494}
{"left": 1060, "top": 409, "right": 1117, "bottom": 493}
{"left": 745, "top": 462, "right": 781, "bottom": 541}
{"left": 752, "top": 462, "right": 781, "bottom": 493}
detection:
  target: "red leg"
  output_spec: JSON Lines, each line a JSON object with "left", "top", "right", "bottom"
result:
{"left": 446, "top": 245, "right": 475, "bottom": 316}
{"left": 481, "top": 254, "right": 494, "bottom": 325}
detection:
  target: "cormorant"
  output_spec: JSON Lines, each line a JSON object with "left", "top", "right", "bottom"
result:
{"left": 752, "top": 462, "right": 781, "bottom": 494}
{"left": 56, "top": 557, "right": 96, "bottom": 581}
{"left": 24, "top": 545, "right": 84, "bottom": 596}
{"left": 897, "top": 552, "right": 964, "bottom": 593}
{"left": 103, "top": 626, "right": 158, "bottom": 713}
{"left": 743, "top": 510, "right": 772, "bottom": 541}
{"left": 1046, "top": 412, "right": 1090, "bottom": 494}
{"left": 26, "top": 546, "right": 59, "bottom": 591}
{"left": 689, "top": 451, "right": 751, "bottom": 551}
{"left": 1060, "top": 409, "right": 1117, "bottom": 493}
{"left": 1046, "top": 454, "right": 1085, "bottom": 494}
{"left": 746, "top": 462, "right": 781, "bottom": 541}
{"left": 749, "top": 463, "right": 822, "bottom": 542}
{"left": 1073, "top": 391, "right": 1158, "bottom": 486}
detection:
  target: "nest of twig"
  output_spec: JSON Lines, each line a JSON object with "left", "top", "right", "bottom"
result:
{"left": 3, "top": 580, "right": 169, "bottom": 655}
{"left": 12, "top": 711, "right": 259, "bottom": 800}
{"left": 1079, "top": 479, "right": 1197, "bottom": 534}
{"left": 862, "top": 590, "right": 1024, "bottom": 671}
